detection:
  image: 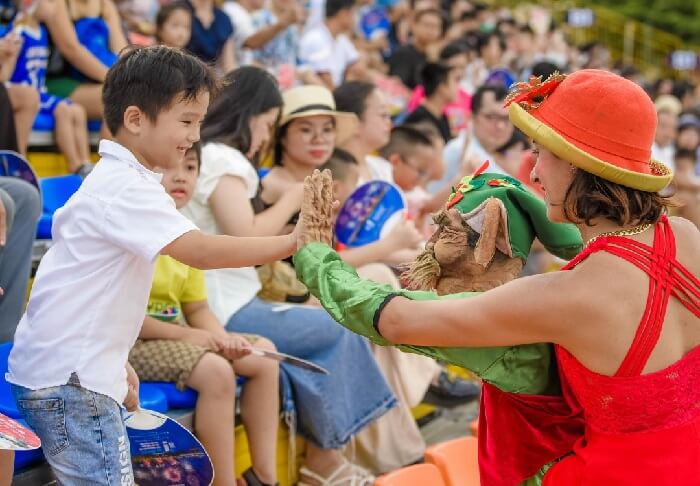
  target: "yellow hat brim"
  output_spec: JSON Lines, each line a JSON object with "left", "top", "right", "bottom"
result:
{"left": 508, "top": 103, "right": 673, "bottom": 192}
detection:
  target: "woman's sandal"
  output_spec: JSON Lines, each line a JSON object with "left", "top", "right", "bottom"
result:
{"left": 297, "top": 461, "right": 375, "bottom": 486}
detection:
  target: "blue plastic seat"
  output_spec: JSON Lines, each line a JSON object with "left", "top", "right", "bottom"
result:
{"left": 13, "top": 418, "right": 45, "bottom": 471}
{"left": 0, "top": 342, "right": 20, "bottom": 418}
{"left": 138, "top": 383, "right": 169, "bottom": 413}
{"left": 146, "top": 377, "right": 248, "bottom": 410}
{"left": 36, "top": 175, "right": 83, "bottom": 239}
{"left": 32, "top": 112, "right": 102, "bottom": 133}
{"left": 146, "top": 382, "right": 198, "bottom": 409}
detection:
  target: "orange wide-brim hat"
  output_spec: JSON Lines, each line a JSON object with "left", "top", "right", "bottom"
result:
{"left": 507, "top": 69, "right": 672, "bottom": 192}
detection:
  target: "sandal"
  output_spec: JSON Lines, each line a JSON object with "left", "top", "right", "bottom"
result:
{"left": 242, "top": 467, "right": 279, "bottom": 486}
{"left": 298, "top": 461, "right": 375, "bottom": 486}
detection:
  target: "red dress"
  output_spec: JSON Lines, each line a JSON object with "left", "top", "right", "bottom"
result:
{"left": 544, "top": 216, "right": 700, "bottom": 485}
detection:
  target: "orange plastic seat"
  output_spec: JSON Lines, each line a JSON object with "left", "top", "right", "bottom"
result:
{"left": 374, "top": 463, "right": 446, "bottom": 486}
{"left": 469, "top": 418, "right": 479, "bottom": 437}
{"left": 425, "top": 436, "right": 480, "bottom": 486}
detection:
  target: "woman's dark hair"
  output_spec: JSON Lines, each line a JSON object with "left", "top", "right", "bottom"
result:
{"left": 201, "top": 66, "right": 282, "bottom": 165}
{"left": 421, "top": 62, "right": 451, "bottom": 97}
{"left": 155, "top": 1, "right": 191, "bottom": 42}
{"left": 562, "top": 170, "right": 674, "bottom": 227}
{"left": 333, "top": 81, "right": 376, "bottom": 119}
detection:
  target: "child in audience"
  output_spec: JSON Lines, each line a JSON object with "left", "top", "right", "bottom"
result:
{"left": 6, "top": 46, "right": 304, "bottom": 485}
{"left": 129, "top": 142, "right": 280, "bottom": 486}
{"left": 155, "top": 1, "right": 192, "bottom": 49}
{"left": 0, "top": 8, "right": 92, "bottom": 174}
{"left": 673, "top": 148, "right": 700, "bottom": 227}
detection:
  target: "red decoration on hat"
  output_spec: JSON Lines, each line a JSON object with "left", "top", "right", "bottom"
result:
{"left": 504, "top": 72, "right": 567, "bottom": 111}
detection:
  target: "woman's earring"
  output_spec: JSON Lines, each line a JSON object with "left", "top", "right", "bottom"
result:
{"left": 569, "top": 164, "right": 576, "bottom": 173}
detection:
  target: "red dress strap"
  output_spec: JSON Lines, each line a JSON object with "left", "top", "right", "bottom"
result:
{"left": 561, "top": 216, "right": 700, "bottom": 376}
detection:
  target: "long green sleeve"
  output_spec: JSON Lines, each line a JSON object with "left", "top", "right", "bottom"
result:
{"left": 294, "top": 243, "right": 557, "bottom": 395}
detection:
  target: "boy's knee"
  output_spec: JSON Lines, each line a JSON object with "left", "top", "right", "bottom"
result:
{"left": 54, "top": 102, "right": 70, "bottom": 119}
{"left": 11, "top": 85, "right": 39, "bottom": 111}
{"left": 200, "top": 354, "right": 236, "bottom": 392}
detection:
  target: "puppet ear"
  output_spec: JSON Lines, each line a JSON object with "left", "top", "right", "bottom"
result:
{"left": 473, "top": 198, "right": 509, "bottom": 267}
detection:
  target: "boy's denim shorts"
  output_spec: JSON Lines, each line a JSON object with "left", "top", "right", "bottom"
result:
{"left": 12, "top": 374, "right": 134, "bottom": 485}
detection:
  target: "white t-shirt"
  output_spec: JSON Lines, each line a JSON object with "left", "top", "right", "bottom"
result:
{"left": 298, "top": 23, "right": 358, "bottom": 86}
{"left": 222, "top": 1, "right": 255, "bottom": 66}
{"left": 358, "top": 154, "right": 394, "bottom": 185}
{"left": 652, "top": 142, "right": 676, "bottom": 173}
{"left": 181, "top": 143, "right": 261, "bottom": 323}
{"left": 428, "top": 132, "right": 507, "bottom": 193}
{"left": 7, "top": 140, "right": 196, "bottom": 404}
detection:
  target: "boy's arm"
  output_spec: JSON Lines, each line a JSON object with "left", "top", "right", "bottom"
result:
{"left": 294, "top": 242, "right": 557, "bottom": 395}
{"left": 182, "top": 300, "right": 228, "bottom": 338}
{"left": 139, "top": 315, "right": 189, "bottom": 340}
{"left": 161, "top": 230, "right": 296, "bottom": 270}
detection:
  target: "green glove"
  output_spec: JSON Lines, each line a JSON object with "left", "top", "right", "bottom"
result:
{"left": 294, "top": 243, "right": 558, "bottom": 395}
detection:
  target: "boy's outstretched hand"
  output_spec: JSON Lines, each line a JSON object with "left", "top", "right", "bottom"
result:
{"left": 296, "top": 169, "right": 336, "bottom": 249}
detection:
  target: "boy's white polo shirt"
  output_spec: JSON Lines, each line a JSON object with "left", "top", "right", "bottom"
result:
{"left": 7, "top": 140, "right": 197, "bottom": 405}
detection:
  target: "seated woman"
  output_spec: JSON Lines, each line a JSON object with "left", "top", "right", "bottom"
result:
{"left": 46, "top": 0, "right": 127, "bottom": 138}
{"left": 181, "top": 66, "right": 394, "bottom": 486}
{"left": 129, "top": 143, "right": 279, "bottom": 486}
{"left": 184, "top": 0, "right": 235, "bottom": 74}
{"left": 262, "top": 85, "right": 440, "bottom": 474}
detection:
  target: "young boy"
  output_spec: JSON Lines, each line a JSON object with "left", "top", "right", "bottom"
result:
{"left": 6, "top": 46, "right": 299, "bottom": 485}
{"left": 381, "top": 124, "right": 434, "bottom": 194}
{"left": 130, "top": 142, "right": 280, "bottom": 486}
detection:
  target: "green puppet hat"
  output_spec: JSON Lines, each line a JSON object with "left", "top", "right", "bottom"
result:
{"left": 445, "top": 161, "right": 583, "bottom": 260}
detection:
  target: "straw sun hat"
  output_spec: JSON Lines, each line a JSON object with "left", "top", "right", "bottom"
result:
{"left": 279, "top": 85, "right": 358, "bottom": 144}
{"left": 506, "top": 69, "right": 673, "bottom": 192}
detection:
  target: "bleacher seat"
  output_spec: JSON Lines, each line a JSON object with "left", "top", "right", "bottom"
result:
{"left": 146, "top": 382, "right": 198, "bottom": 409}
{"left": 374, "top": 463, "right": 446, "bottom": 486}
{"left": 36, "top": 175, "right": 82, "bottom": 239}
{"left": 137, "top": 383, "right": 169, "bottom": 413}
{"left": 0, "top": 342, "right": 20, "bottom": 418}
{"left": 425, "top": 436, "right": 480, "bottom": 486}
{"left": 147, "top": 376, "right": 248, "bottom": 410}
{"left": 13, "top": 419, "right": 45, "bottom": 471}
{"left": 30, "top": 117, "right": 102, "bottom": 148}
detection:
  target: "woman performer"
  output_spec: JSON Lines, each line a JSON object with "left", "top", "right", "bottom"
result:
{"left": 294, "top": 69, "right": 700, "bottom": 485}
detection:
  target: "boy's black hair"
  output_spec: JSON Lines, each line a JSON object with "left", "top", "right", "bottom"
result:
{"left": 439, "top": 39, "right": 469, "bottom": 61}
{"left": 325, "top": 0, "right": 355, "bottom": 19}
{"left": 405, "top": 120, "right": 442, "bottom": 143}
{"left": 103, "top": 46, "right": 216, "bottom": 135}
{"left": 201, "top": 66, "right": 282, "bottom": 166}
{"left": 380, "top": 125, "right": 433, "bottom": 161}
{"left": 421, "top": 62, "right": 451, "bottom": 97}
{"left": 471, "top": 84, "right": 508, "bottom": 114}
{"left": 185, "top": 141, "right": 202, "bottom": 169}
{"left": 320, "top": 148, "right": 358, "bottom": 182}
{"left": 334, "top": 81, "right": 376, "bottom": 119}
{"left": 155, "top": 2, "right": 191, "bottom": 41}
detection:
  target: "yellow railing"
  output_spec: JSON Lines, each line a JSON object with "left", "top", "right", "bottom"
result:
{"left": 485, "top": 0, "right": 693, "bottom": 79}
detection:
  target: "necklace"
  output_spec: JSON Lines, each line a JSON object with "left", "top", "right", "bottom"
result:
{"left": 585, "top": 222, "right": 653, "bottom": 247}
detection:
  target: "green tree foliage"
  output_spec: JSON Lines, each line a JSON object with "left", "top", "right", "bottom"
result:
{"left": 590, "top": 0, "right": 700, "bottom": 44}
